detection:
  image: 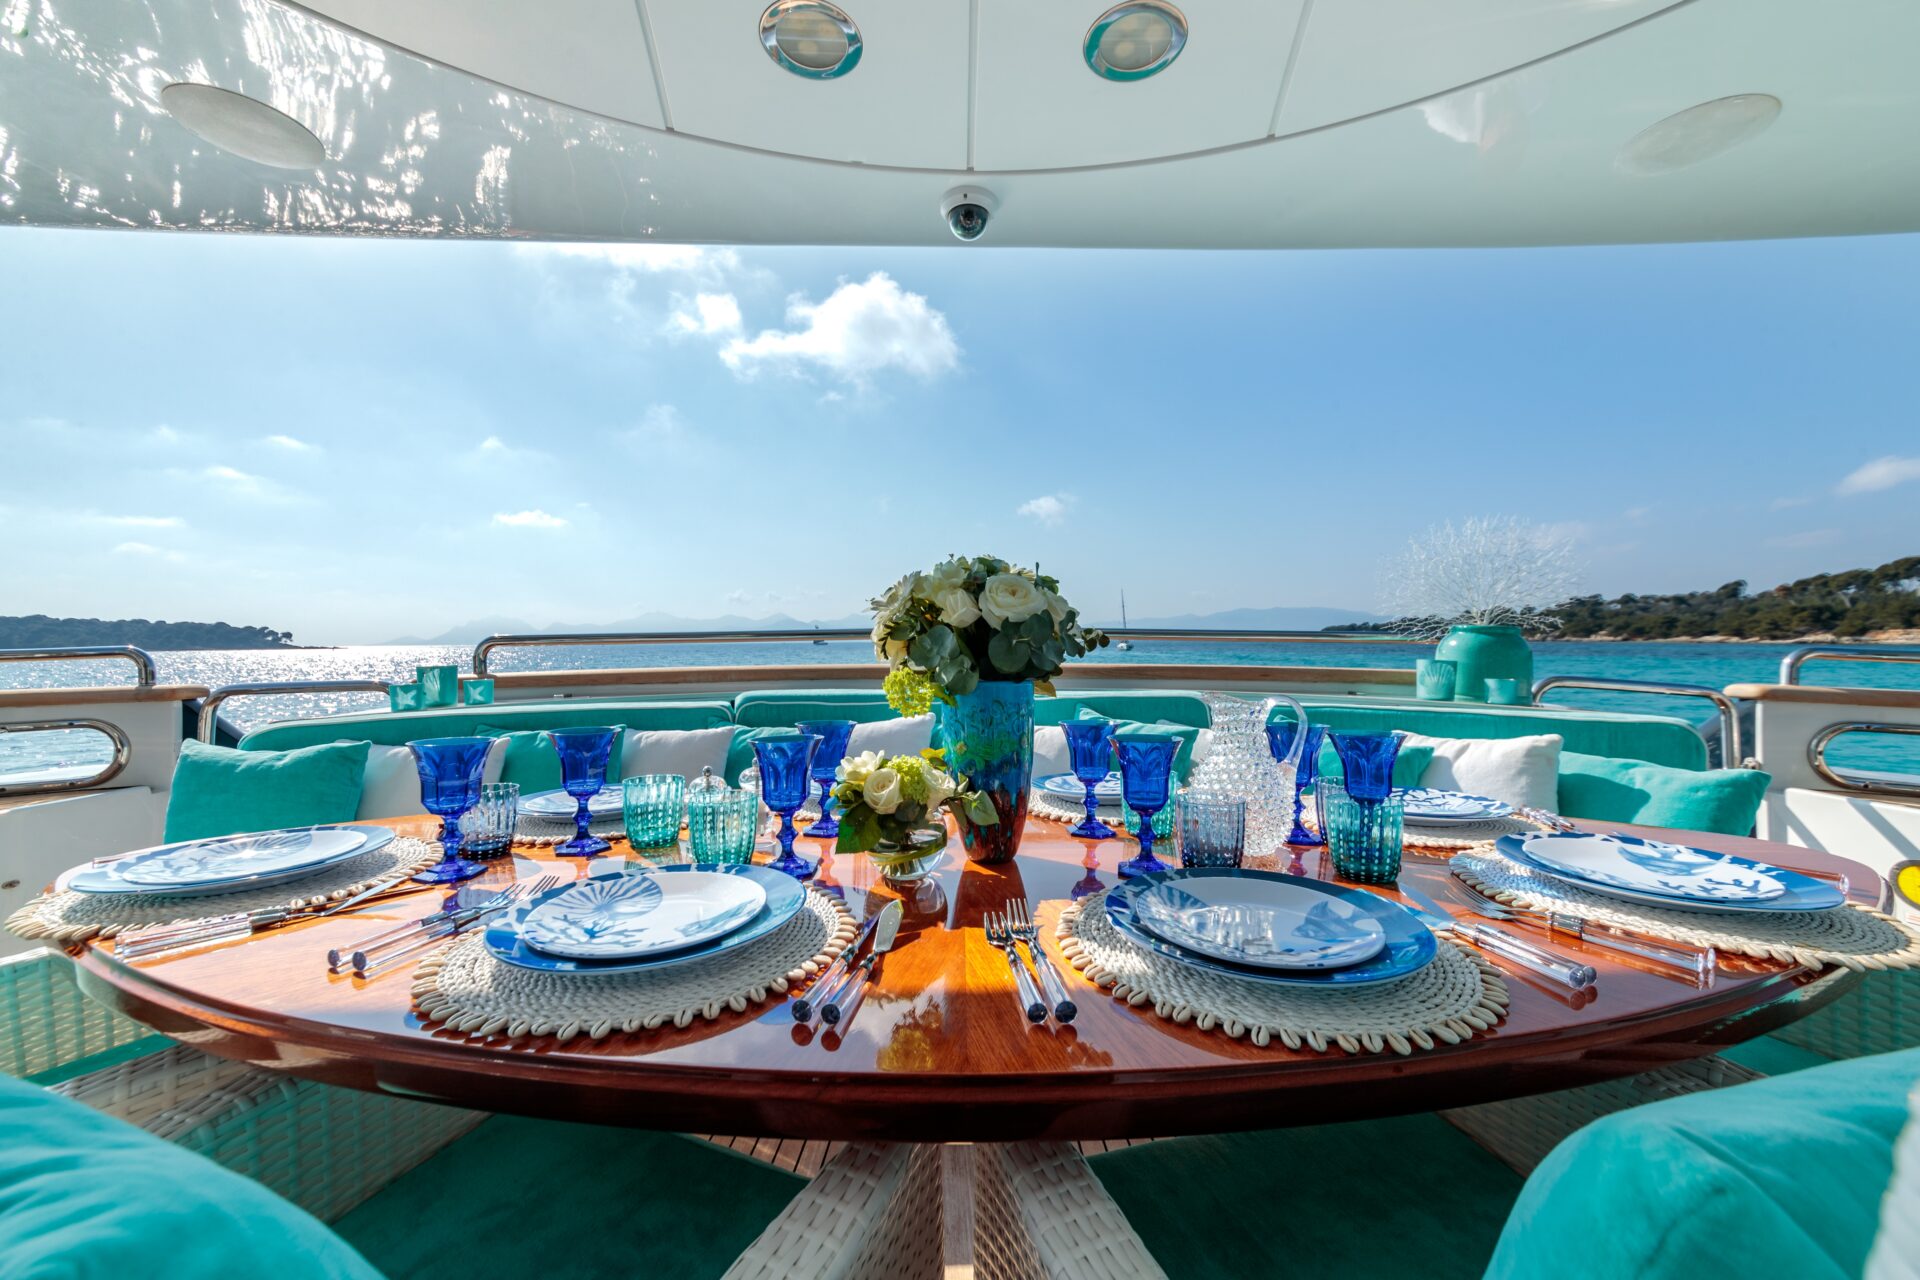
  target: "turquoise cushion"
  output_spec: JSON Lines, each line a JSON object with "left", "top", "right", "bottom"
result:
{"left": 1036, "top": 691, "right": 1210, "bottom": 729}
{"left": 163, "top": 739, "right": 370, "bottom": 843}
{"left": 479, "top": 726, "right": 623, "bottom": 793}
{"left": 1556, "top": 751, "right": 1770, "bottom": 836}
{"left": 1092, "top": 1113, "right": 1521, "bottom": 1280}
{"left": 336, "top": 1115, "right": 801, "bottom": 1280}
{"left": 1316, "top": 739, "right": 1436, "bottom": 789}
{"left": 1487, "top": 1047, "right": 1920, "bottom": 1280}
{"left": 1294, "top": 698, "right": 1709, "bottom": 771}
{"left": 724, "top": 726, "right": 799, "bottom": 786}
{"left": 238, "top": 700, "right": 733, "bottom": 753}
{"left": 0, "top": 1073, "right": 381, "bottom": 1278}
{"left": 732, "top": 690, "right": 898, "bottom": 729}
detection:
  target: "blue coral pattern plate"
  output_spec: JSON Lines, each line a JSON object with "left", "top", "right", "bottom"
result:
{"left": 1497, "top": 833, "right": 1844, "bottom": 913}
{"left": 66, "top": 826, "right": 393, "bottom": 897}
{"left": 1038, "top": 772, "right": 1122, "bottom": 801}
{"left": 1400, "top": 788, "right": 1514, "bottom": 824}
{"left": 516, "top": 869, "right": 766, "bottom": 960}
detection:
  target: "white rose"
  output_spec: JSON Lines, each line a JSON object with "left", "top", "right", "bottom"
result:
{"left": 932, "top": 585, "right": 982, "bottom": 628}
{"left": 864, "top": 767, "right": 903, "bottom": 814}
{"left": 978, "top": 573, "right": 1048, "bottom": 627}
{"left": 838, "top": 750, "right": 884, "bottom": 787}
{"left": 1040, "top": 588, "right": 1070, "bottom": 624}
{"left": 926, "top": 557, "right": 970, "bottom": 592}
{"left": 923, "top": 767, "right": 956, "bottom": 807}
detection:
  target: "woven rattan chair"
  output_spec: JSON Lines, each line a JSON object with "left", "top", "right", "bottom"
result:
{"left": 0, "top": 947, "right": 156, "bottom": 1079}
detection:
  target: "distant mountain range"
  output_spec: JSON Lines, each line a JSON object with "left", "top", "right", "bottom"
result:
{"left": 385, "top": 604, "right": 1379, "bottom": 646}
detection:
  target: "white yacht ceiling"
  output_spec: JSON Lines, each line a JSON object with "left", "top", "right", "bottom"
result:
{"left": 1, "top": 0, "right": 1917, "bottom": 247}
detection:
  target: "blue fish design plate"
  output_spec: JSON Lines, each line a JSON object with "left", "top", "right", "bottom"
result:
{"left": 516, "top": 869, "right": 765, "bottom": 959}
{"left": 65, "top": 826, "right": 394, "bottom": 897}
{"left": 1400, "top": 788, "right": 1514, "bottom": 824}
{"left": 486, "top": 864, "right": 805, "bottom": 975}
{"left": 1105, "top": 869, "right": 1436, "bottom": 987}
{"left": 1497, "top": 832, "right": 1845, "bottom": 914}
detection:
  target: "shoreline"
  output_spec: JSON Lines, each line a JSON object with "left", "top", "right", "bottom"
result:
{"left": 1545, "top": 630, "right": 1920, "bottom": 646}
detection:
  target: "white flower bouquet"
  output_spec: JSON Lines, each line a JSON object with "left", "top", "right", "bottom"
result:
{"left": 831, "top": 748, "right": 998, "bottom": 855}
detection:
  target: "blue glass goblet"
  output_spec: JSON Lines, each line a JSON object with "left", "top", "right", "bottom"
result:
{"left": 1061, "top": 718, "right": 1117, "bottom": 840}
{"left": 1267, "top": 721, "right": 1326, "bottom": 847}
{"left": 1115, "top": 734, "right": 1179, "bottom": 879}
{"left": 407, "top": 736, "right": 494, "bottom": 884}
{"left": 754, "top": 733, "right": 822, "bottom": 880}
{"left": 549, "top": 726, "right": 619, "bottom": 858}
{"left": 1329, "top": 730, "right": 1402, "bottom": 802}
{"left": 796, "top": 719, "right": 856, "bottom": 840}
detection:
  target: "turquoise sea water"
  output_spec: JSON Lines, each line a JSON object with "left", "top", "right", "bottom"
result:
{"left": 4, "top": 639, "right": 1917, "bottom": 780}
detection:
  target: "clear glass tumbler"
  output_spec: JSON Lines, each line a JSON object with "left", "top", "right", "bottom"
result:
{"left": 458, "top": 782, "right": 519, "bottom": 859}
{"left": 1176, "top": 792, "right": 1247, "bottom": 869}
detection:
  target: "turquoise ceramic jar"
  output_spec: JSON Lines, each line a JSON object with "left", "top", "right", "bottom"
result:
{"left": 1433, "top": 625, "right": 1532, "bottom": 704}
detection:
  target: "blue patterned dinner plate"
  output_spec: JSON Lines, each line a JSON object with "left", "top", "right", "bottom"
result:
{"left": 65, "top": 826, "right": 394, "bottom": 897}
{"left": 1400, "top": 788, "right": 1514, "bottom": 824}
{"left": 1130, "top": 876, "right": 1387, "bottom": 971}
{"left": 519, "top": 787, "right": 624, "bottom": 818}
{"left": 517, "top": 870, "right": 766, "bottom": 960}
{"left": 1038, "top": 772, "right": 1122, "bottom": 801}
{"left": 1496, "top": 833, "right": 1845, "bottom": 914}
{"left": 1105, "top": 870, "right": 1436, "bottom": 987}
{"left": 485, "top": 863, "right": 804, "bottom": 975}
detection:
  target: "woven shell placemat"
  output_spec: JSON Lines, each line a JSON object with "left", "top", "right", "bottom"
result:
{"left": 1402, "top": 816, "right": 1540, "bottom": 852}
{"left": 1055, "top": 894, "right": 1508, "bottom": 1055}
{"left": 1029, "top": 790, "right": 1157, "bottom": 841}
{"left": 1452, "top": 848, "right": 1920, "bottom": 972}
{"left": 5, "top": 837, "right": 442, "bottom": 946}
{"left": 513, "top": 811, "right": 626, "bottom": 847}
{"left": 412, "top": 888, "right": 855, "bottom": 1041}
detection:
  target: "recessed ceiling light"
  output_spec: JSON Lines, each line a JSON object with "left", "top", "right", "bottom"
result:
{"left": 1616, "top": 94, "right": 1782, "bottom": 176}
{"left": 760, "top": 1, "right": 862, "bottom": 80}
{"left": 160, "top": 83, "right": 325, "bottom": 170}
{"left": 1085, "top": 2, "right": 1187, "bottom": 82}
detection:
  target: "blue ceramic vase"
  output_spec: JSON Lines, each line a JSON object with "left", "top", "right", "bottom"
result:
{"left": 1433, "top": 625, "right": 1532, "bottom": 704}
{"left": 936, "top": 680, "right": 1033, "bottom": 865}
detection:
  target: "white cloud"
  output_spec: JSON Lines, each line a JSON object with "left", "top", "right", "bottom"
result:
{"left": 492, "top": 509, "right": 568, "bottom": 529}
{"left": 669, "top": 293, "right": 743, "bottom": 337}
{"left": 1765, "top": 528, "right": 1842, "bottom": 549}
{"left": 92, "top": 514, "right": 184, "bottom": 528}
{"left": 720, "top": 273, "right": 960, "bottom": 383}
{"left": 1017, "top": 493, "right": 1075, "bottom": 527}
{"left": 263, "top": 434, "right": 317, "bottom": 452}
{"left": 1837, "top": 455, "right": 1920, "bottom": 495}
{"left": 190, "top": 464, "right": 304, "bottom": 504}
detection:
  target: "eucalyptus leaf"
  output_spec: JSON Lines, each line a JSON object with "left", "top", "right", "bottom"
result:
{"left": 836, "top": 806, "right": 883, "bottom": 854}
{"left": 987, "top": 629, "right": 1028, "bottom": 674}
{"left": 963, "top": 791, "right": 1001, "bottom": 826}
{"left": 947, "top": 666, "right": 980, "bottom": 696}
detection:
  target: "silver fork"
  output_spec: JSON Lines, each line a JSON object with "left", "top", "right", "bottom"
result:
{"left": 328, "top": 876, "right": 547, "bottom": 972}
{"left": 985, "top": 911, "right": 1047, "bottom": 1024}
{"left": 1005, "top": 900, "right": 1076, "bottom": 1023}
{"left": 350, "top": 874, "right": 559, "bottom": 977}
{"left": 1445, "top": 875, "right": 1714, "bottom": 980}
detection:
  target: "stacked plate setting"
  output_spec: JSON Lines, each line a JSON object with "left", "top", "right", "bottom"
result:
{"left": 1037, "top": 772, "right": 1124, "bottom": 803}
{"left": 1493, "top": 831, "right": 1846, "bottom": 914}
{"left": 1104, "top": 868, "right": 1438, "bottom": 987}
{"left": 518, "top": 787, "right": 625, "bottom": 820}
{"left": 1399, "top": 788, "right": 1515, "bottom": 826}
{"left": 65, "top": 826, "right": 396, "bottom": 897}
{"left": 485, "top": 865, "right": 805, "bottom": 974}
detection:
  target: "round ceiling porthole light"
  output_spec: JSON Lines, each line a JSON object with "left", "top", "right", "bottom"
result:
{"left": 160, "top": 83, "right": 325, "bottom": 169}
{"left": 760, "top": 1, "right": 863, "bottom": 80}
{"left": 1084, "top": 2, "right": 1188, "bottom": 82}
{"left": 1615, "top": 94, "right": 1782, "bottom": 176}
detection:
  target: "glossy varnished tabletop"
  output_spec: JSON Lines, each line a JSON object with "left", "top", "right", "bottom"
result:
{"left": 70, "top": 814, "right": 1880, "bottom": 1142}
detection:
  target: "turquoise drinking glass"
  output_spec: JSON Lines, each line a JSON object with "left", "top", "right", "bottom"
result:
{"left": 1415, "top": 659, "right": 1457, "bottom": 701}
{"left": 388, "top": 682, "right": 425, "bottom": 712}
{"left": 622, "top": 773, "right": 687, "bottom": 850}
{"left": 1320, "top": 781, "right": 1404, "bottom": 885}
{"left": 461, "top": 678, "right": 495, "bottom": 706}
{"left": 687, "top": 786, "right": 761, "bottom": 864}
{"left": 416, "top": 665, "right": 460, "bottom": 708}
{"left": 1485, "top": 678, "right": 1526, "bottom": 705}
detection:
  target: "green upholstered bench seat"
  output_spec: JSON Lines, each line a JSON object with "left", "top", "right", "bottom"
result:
{"left": 730, "top": 687, "right": 1213, "bottom": 730}
{"left": 1292, "top": 696, "right": 1710, "bottom": 771}
{"left": 238, "top": 699, "right": 736, "bottom": 753}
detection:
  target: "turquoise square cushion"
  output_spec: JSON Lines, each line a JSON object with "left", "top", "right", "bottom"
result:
{"left": 1556, "top": 751, "right": 1770, "bottom": 835}
{"left": 1487, "top": 1047, "right": 1920, "bottom": 1280}
{"left": 480, "top": 727, "right": 623, "bottom": 794}
{"left": 0, "top": 1073, "right": 381, "bottom": 1278}
{"left": 164, "top": 739, "right": 370, "bottom": 843}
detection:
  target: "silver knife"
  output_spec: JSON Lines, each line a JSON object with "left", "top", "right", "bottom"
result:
{"left": 1399, "top": 880, "right": 1597, "bottom": 991}
{"left": 792, "top": 914, "right": 880, "bottom": 1024}
{"left": 820, "top": 900, "right": 903, "bottom": 1029}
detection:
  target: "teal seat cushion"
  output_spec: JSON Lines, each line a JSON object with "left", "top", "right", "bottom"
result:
{"left": 480, "top": 726, "right": 623, "bottom": 794}
{"left": 238, "top": 700, "right": 733, "bottom": 753}
{"left": 1092, "top": 1113, "right": 1522, "bottom": 1280}
{"left": 163, "top": 739, "right": 370, "bottom": 843}
{"left": 1487, "top": 1046, "right": 1920, "bottom": 1280}
{"left": 1556, "top": 751, "right": 1770, "bottom": 835}
{"left": 336, "top": 1115, "right": 802, "bottom": 1280}
{"left": 0, "top": 1073, "right": 381, "bottom": 1278}
{"left": 1036, "top": 691, "right": 1210, "bottom": 729}
{"left": 1294, "top": 698, "right": 1709, "bottom": 771}
{"left": 1316, "top": 739, "right": 1436, "bottom": 789}
{"left": 732, "top": 689, "right": 897, "bottom": 729}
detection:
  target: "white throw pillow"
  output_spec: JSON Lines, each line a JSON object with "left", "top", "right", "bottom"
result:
{"left": 618, "top": 725, "right": 738, "bottom": 784}
{"left": 1032, "top": 725, "right": 1070, "bottom": 778}
{"left": 848, "top": 714, "right": 934, "bottom": 759}
{"left": 1405, "top": 732, "right": 1561, "bottom": 811}
{"left": 356, "top": 739, "right": 506, "bottom": 820}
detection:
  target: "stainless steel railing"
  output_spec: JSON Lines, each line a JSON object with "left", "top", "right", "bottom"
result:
{"left": 0, "top": 718, "right": 132, "bottom": 796}
{"left": 1531, "top": 676, "right": 1747, "bottom": 769}
{"left": 1781, "top": 645, "right": 1920, "bottom": 685}
{"left": 1808, "top": 722, "right": 1920, "bottom": 802}
{"left": 0, "top": 645, "right": 157, "bottom": 686}
{"left": 471, "top": 628, "right": 1417, "bottom": 676}
{"left": 196, "top": 680, "right": 391, "bottom": 743}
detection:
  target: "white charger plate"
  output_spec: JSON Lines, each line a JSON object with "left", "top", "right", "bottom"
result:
{"left": 1400, "top": 788, "right": 1515, "bottom": 824}
{"left": 1130, "top": 875, "right": 1387, "bottom": 971}
{"left": 517, "top": 870, "right": 767, "bottom": 960}
{"left": 518, "top": 786, "right": 624, "bottom": 819}
{"left": 1514, "top": 832, "right": 1786, "bottom": 904}
{"left": 66, "top": 826, "right": 393, "bottom": 897}
{"left": 1038, "top": 772, "right": 1122, "bottom": 801}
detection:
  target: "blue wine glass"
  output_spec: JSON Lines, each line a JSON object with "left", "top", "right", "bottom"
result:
{"left": 1267, "top": 720, "right": 1327, "bottom": 847}
{"left": 1061, "top": 717, "right": 1117, "bottom": 840}
{"left": 796, "top": 719, "right": 856, "bottom": 840}
{"left": 755, "top": 733, "right": 822, "bottom": 879}
{"left": 1329, "top": 730, "right": 1402, "bottom": 802}
{"left": 1115, "top": 734, "right": 1179, "bottom": 879}
{"left": 549, "top": 726, "right": 619, "bottom": 858}
{"left": 407, "top": 736, "right": 494, "bottom": 884}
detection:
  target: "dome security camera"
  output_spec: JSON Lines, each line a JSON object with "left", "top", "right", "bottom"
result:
{"left": 940, "top": 187, "right": 998, "bottom": 242}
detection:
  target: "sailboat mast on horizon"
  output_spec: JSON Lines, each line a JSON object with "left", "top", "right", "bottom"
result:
{"left": 1116, "top": 591, "right": 1133, "bottom": 651}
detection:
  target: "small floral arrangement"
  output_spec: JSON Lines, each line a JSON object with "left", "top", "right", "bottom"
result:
{"left": 871, "top": 555, "right": 1108, "bottom": 708}
{"left": 833, "top": 748, "right": 998, "bottom": 855}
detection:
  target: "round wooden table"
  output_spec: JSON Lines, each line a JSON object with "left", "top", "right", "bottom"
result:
{"left": 71, "top": 815, "right": 1879, "bottom": 1143}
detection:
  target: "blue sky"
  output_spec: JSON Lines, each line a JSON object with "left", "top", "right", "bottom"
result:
{"left": 2, "top": 227, "right": 1917, "bottom": 645}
